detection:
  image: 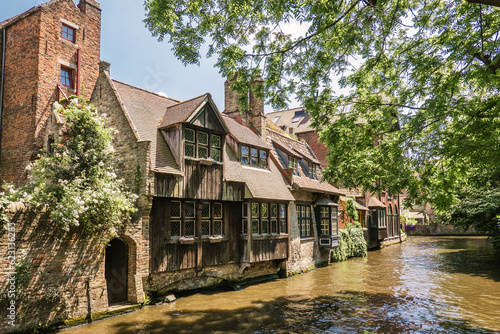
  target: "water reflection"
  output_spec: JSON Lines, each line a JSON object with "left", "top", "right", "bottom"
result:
{"left": 63, "top": 237, "right": 500, "bottom": 334}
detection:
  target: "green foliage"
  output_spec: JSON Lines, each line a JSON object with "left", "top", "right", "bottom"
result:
{"left": 144, "top": 0, "right": 500, "bottom": 214}
{"left": 2, "top": 98, "right": 137, "bottom": 238}
{"left": 345, "top": 198, "right": 359, "bottom": 225}
{"left": 331, "top": 228, "right": 367, "bottom": 262}
{"left": 438, "top": 186, "right": 500, "bottom": 245}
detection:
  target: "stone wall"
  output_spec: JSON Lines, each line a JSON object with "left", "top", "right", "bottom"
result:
{"left": 147, "top": 261, "right": 282, "bottom": 296}
{"left": 406, "top": 223, "right": 483, "bottom": 236}
{"left": 0, "top": 203, "right": 147, "bottom": 333}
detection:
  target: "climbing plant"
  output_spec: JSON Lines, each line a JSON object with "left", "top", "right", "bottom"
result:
{"left": 331, "top": 228, "right": 367, "bottom": 262}
{"left": 2, "top": 97, "right": 137, "bottom": 238}
{"left": 345, "top": 198, "right": 361, "bottom": 228}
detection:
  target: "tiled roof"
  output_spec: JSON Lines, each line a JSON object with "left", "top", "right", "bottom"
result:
{"left": 340, "top": 196, "right": 369, "bottom": 211}
{"left": 159, "top": 94, "right": 207, "bottom": 129}
{"left": 266, "top": 129, "right": 345, "bottom": 196}
{"left": 224, "top": 136, "right": 294, "bottom": 202}
{"left": 111, "top": 79, "right": 181, "bottom": 174}
{"left": 267, "top": 104, "right": 353, "bottom": 134}
{"left": 266, "top": 128, "right": 321, "bottom": 164}
{"left": 222, "top": 115, "right": 269, "bottom": 150}
{"left": 368, "top": 197, "right": 386, "bottom": 209}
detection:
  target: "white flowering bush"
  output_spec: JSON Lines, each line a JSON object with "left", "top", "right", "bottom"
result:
{"left": 3, "top": 97, "right": 137, "bottom": 237}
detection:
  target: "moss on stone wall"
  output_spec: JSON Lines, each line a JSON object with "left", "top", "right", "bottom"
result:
{"left": 331, "top": 228, "right": 367, "bottom": 262}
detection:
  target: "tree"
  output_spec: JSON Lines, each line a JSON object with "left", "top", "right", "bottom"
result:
{"left": 144, "top": 0, "right": 500, "bottom": 212}
{"left": 1, "top": 98, "right": 137, "bottom": 238}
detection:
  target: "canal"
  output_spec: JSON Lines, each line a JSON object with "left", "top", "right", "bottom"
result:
{"left": 64, "top": 236, "right": 500, "bottom": 333}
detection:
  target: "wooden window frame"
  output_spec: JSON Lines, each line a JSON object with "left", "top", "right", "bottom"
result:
{"left": 60, "top": 66, "right": 74, "bottom": 89}
{"left": 241, "top": 145, "right": 268, "bottom": 169}
{"left": 308, "top": 162, "right": 317, "bottom": 179}
{"left": 317, "top": 206, "right": 338, "bottom": 237}
{"left": 378, "top": 209, "right": 387, "bottom": 228}
{"left": 242, "top": 201, "right": 288, "bottom": 235}
{"left": 289, "top": 156, "right": 298, "bottom": 175}
{"left": 296, "top": 204, "right": 311, "bottom": 237}
{"left": 169, "top": 201, "right": 224, "bottom": 239}
{"left": 184, "top": 127, "right": 223, "bottom": 162}
{"left": 61, "top": 23, "right": 76, "bottom": 43}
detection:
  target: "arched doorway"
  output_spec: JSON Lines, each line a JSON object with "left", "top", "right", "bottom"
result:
{"left": 105, "top": 238, "right": 128, "bottom": 304}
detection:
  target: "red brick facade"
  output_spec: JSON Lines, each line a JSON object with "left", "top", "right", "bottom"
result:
{"left": 296, "top": 130, "right": 328, "bottom": 167}
{"left": 0, "top": 0, "right": 101, "bottom": 184}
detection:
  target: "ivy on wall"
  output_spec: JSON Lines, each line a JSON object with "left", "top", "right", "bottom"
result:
{"left": 331, "top": 228, "right": 367, "bottom": 262}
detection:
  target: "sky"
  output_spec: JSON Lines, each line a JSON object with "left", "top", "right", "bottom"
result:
{"left": 0, "top": 0, "right": 303, "bottom": 113}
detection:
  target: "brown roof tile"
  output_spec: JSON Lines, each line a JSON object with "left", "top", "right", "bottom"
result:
{"left": 266, "top": 129, "right": 345, "bottom": 196}
{"left": 368, "top": 197, "right": 386, "bottom": 209}
{"left": 224, "top": 140, "right": 294, "bottom": 201}
{"left": 110, "top": 79, "right": 180, "bottom": 174}
{"left": 222, "top": 115, "right": 269, "bottom": 150}
{"left": 159, "top": 94, "right": 207, "bottom": 129}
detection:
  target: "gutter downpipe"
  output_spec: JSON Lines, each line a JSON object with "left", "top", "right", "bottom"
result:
{"left": 0, "top": 28, "right": 6, "bottom": 153}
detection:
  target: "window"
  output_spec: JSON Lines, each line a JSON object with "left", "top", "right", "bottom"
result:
{"left": 273, "top": 116, "right": 280, "bottom": 123}
{"left": 60, "top": 66, "right": 74, "bottom": 88}
{"left": 169, "top": 201, "right": 223, "bottom": 238}
{"left": 318, "top": 206, "right": 338, "bottom": 236}
{"left": 61, "top": 23, "right": 76, "bottom": 43}
{"left": 309, "top": 163, "right": 317, "bottom": 179}
{"left": 241, "top": 145, "right": 268, "bottom": 169}
{"left": 242, "top": 202, "right": 287, "bottom": 235}
{"left": 289, "top": 157, "right": 298, "bottom": 175}
{"left": 377, "top": 209, "right": 386, "bottom": 228}
{"left": 184, "top": 127, "right": 222, "bottom": 162}
{"left": 297, "top": 204, "right": 311, "bottom": 237}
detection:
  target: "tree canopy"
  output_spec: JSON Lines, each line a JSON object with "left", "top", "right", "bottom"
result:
{"left": 144, "top": 0, "right": 500, "bottom": 212}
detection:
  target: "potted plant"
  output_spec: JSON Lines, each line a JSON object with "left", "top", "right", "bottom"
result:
{"left": 179, "top": 236, "right": 195, "bottom": 244}
{"left": 209, "top": 235, "right": 223, "bottom": 243}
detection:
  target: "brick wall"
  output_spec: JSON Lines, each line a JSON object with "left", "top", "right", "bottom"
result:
{"left": 297, "top": 131, "right": 328, "bottom": 167}
{"left": 1, "top": 0, "right": 101, "bottom": 185}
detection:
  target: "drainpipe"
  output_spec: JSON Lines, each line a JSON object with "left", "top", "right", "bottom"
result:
{"left": 76, "top": 48, "right": 81, "bottom": 96}
{"left": 0, "top": 28, "right": 6, "bottom": 151}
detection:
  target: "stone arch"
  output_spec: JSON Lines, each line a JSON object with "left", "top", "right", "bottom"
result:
{"left": 387, "top": 204, "right": 393, "bottom": 237}
{"left": 105, "top": 234, "right": 143, "bottom": 304}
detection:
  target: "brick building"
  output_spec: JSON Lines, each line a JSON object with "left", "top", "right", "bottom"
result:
{"left": 267, "top": 106, "right": 405, "bottom": 249}
{"left": 0, "top": 0, "right": 101, "bottom": 185}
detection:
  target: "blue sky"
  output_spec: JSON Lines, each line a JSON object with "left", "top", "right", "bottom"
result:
{"left": 0, "top": 0, "right": 248, "bottom": 112}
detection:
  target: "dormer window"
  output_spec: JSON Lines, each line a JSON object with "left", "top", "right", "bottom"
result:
{"left": 184, "top": 127, "right": 222, "bottom": 162}
{"left": 289, "top": 156, "right": 298, "bottom": 175}
{"left": 241, "top": 145, "right": 268, "bottom": 169}
{"left": 309, "top": 162, "right": 317, "bottom": 179}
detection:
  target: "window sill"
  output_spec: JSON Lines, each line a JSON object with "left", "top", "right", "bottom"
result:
{"left": 300, "top": 237, "right": 315, "bottom": 242}
{"left": 59, "top": 37, "right": 78, "bottom": 47}
{"left": 240, "top": 234, "right": 289, "bottom": 240}
{"left": 185, "top": 157, "right": 223, "bottom": 165}
{"left": 166, "top": 236, "right": 228, "bottom": 244}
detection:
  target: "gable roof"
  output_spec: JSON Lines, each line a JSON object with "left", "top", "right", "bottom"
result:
{"left": 267, "top": 128, "right": 321, "bottom": 164}
{"left": 368, "top": 197, "right": 386, "bottom": 209}
{"left": 222, "top": 115, "right": 269, "bottom": 150}
{"left": 109, "top": 78, "right": 181, "bottom": 175}
{"left": 159, "top": 93, "right": 229, "bottom": 133}
{"left": 266, "top": 129, "right": 345, "bottom": 196}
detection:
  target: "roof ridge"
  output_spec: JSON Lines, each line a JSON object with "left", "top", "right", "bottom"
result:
{"left": 111, "top": 78, "right": 181, "bottom": 103}
{"left": 172, "top": 92, "right": 210, "bottom": 106}
{"left": 267, "top": 128, "right": 304, "bottom": 145}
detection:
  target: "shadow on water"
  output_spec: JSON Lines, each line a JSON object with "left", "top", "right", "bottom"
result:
{"left": 105, "top": 291, "right": 498, "bottom": 334}
{"left": 415, "top": 237, "right": 500, "bottom": 282}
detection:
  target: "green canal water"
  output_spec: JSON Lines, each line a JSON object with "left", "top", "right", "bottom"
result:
{"left": 63, "top": 236, "right": 500, "bottom": 333}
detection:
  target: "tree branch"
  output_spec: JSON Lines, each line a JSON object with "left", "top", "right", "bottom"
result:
{"left": 467, "top": 0, "right": 500, "bottom": 7}
{"left": 246, "top": 0, "right": 362, "bottom": 58}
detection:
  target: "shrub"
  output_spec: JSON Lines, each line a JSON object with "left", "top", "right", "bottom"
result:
{"left": 331, "top": 227, "right": 367, "bottom": 262}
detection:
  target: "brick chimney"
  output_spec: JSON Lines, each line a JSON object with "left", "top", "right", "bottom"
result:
{"left": 249, "top": 76, "right": 266, "bottom": 136}
{"left": 78, "top": 0, "right": 101, "bottom": 15}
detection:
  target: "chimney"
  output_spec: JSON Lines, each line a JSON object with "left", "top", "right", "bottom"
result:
{"left": 223, "top": 73, "right": 241, "bottom": 118}
{"left": 249, "top": 76, "right": 266, "bottom": 136}
{"left": 78, "top": 0, "right": 101, "bottom": 15}
{"left": 99, "top": 61, "right": 110, "bottom": 75}
{"left": 249, "top": 76, "right": 264, "bottom": 116}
